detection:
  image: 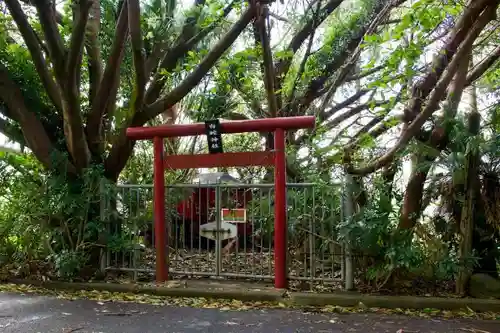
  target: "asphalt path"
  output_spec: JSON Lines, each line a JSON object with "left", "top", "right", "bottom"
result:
{"left": 1, "top": 292, "right": 500, "bottom": 332}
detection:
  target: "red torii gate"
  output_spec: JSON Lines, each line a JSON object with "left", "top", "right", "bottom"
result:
{"left": 126, "top": 116, "right": 315, "bottom": 289}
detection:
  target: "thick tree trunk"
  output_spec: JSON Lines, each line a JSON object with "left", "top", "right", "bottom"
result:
{"left": 456, "top": 110, "right": 481, "bottom": 295}
{"left": 399, "top": 154, "right": 432, "bottom": 229}
{"left": 399, "top": 54, "right": 470, "bottom": 230}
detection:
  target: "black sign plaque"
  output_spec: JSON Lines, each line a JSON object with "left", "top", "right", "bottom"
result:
{"left": 204, "top": 119, "right": 224, "bottom": 154}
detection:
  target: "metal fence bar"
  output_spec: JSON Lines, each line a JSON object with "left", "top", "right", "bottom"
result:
{"left": 104, "top": 266, "right": 343, "bottom": 282}
{"left": 215, "top": 184, "right": 222, "bottom": 276}
{"left": 101, "top": 182, "right": 346, "bottom": 289}
{"left": 99, "top": 180, "right": 107, "bottom": 274}
{"left": 115, "top": 183, "right": 340, "bottom": 189}
{"left": 342, "top": 175, "right": 355, "bottom": 291}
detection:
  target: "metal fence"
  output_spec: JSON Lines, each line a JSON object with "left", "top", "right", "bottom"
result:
{"left": 100, "top": 182, "right": 348, "bottom": 289}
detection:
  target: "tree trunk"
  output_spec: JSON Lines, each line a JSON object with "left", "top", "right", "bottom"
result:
{"left": 399, "top": 54, "right": 470, "bottom": 230}
{"left": 456, "top": 78, "right": 481, "bottom": 295}
{"left": 399, "top": 154, "right": 432, "bottom": 229}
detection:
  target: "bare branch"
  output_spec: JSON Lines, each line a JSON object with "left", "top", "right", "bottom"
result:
{"left": 295, "top": 99, "right": 387, "bottom": 147}
{"left": 325, "top": 100, "right": 388, "bottom": 131}
{"left": 345, "top": 65, "right": 385, "bottom": 82}
{"left": 344, "top": 82, "right": 407, "bottom": 152}
{"left": 269, "top": 11, "right": 289, "bottom": 23}
{"left": 346, "top": 115, "right": 399, "bottom": 151}
{"left": 320, "top": 89, "right": 370, "bottom": 120}
{"left": 4, "top": 0, "right": 62, "bottom": 113}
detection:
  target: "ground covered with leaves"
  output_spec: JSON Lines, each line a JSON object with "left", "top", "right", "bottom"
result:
{"left": 1, "top": 282, "right": 499, "bottom": 322}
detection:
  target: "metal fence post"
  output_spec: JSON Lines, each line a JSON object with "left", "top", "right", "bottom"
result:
{"left": 215, "top": 183, "right": 222, "bottom": 277}
{"left": 342, "top": 174, "right": 355, "bottom": 291}
{"left": 99, "top": 179, "right": 107, "bottom": 274}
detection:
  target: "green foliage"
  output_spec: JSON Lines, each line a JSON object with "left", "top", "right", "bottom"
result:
{"left": 337, "top": 176, "right": 460, "bottom": 287}
{"left": 284, "top": 0, "right": 380, "bottom": 98}
{"left": 247, "top": 182, "right": 342, "bottom": 249}
{"left": 0, "top": 12, "right": 64, "bottom": 149}
{"left": 0, "top": 151, "right": 115, "bottom": 278}
{"left": 49, "top": 249, "right": 90, "bottom": 280}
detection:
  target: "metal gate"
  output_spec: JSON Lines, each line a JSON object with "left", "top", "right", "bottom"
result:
{"left": 101, "top": 182, "right": 346, "bottom": 288}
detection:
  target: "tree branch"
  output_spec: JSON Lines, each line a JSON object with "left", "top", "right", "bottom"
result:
{"left": 318, "top": 0, "right": 394, "bottom": 113}
{"left": 104, "top": 7, "right": 255, "bottom": 181}
{"left": 145, "top": 40, "right": 169, "bottom": 78}
{"left": 325, "top": 100, "right": 388, "bottom": 131}
{"left": 67, "top": 0, "right": 92, "bottom": 93}
{"left": 347, "top": 4, "right": 496, "bottom": 175}
{"left": 291, "top": 31, "right": 364, "bottom": 115}
{"left": 274, "top": 0, "right": 344, "bottom": 110}
{"left": 345, "top": 65, "right": 384, "bottom": 82}
{"left": 0, "top": 115, "right": 26, "bottom": 147}
{"left": 19, "top": 0, "right": 64, "bottom": 24}
{"left": 257, "top": 5, "right": 278, "bottom": 117}
{"left": 343, "top": 82, "right": 407, "bottom": 152}
{"left": 269, "top": 11, "right": 289, "bottom": 23}
{"left": 318, "top": 89, "right": 370, "bottom": 120}
{"left": 0, "top": 64, "right": 75, "bottom": 174}
{"left": 144, "top": 0, "right": 236, "bottom": 104}
{"left": 33, "top": 0, "right": 67, "bottom": 83}
{"left": 4, "top": 0, "right": 63, "bottom": 114}
{"left": 129, "top": 0, "right": 147, "bottom": 113}
{"left": 402, "top": 0, "right": 496, "bottom": 123}
{"left": 345, "top": 115, "right": 398, "bottom": 152}
{"left": 274, "top": 0, "right": 344, "bottom": 80}
{"left": 465, "top": 45, "right": 500, "bottom": 85}
{"left": 60, "top": 0, "right": 93, "bottom": 171}
{"left": 346, "top": 41, "right": 498, "bottom": 152}
{"left": 85, "top": 0, "right": 103, "bottom": 103}
{"left": 289, "top": 0, "right": 395, "bottom": 117}
{"left": 145, "top": 8, "right": 255, "bottom": 121}
{"left": 291, "top": 89, "right": 370, "bottom": 146}
{"left": 288, "top": 0, "right": 321, "bottom": 111}
{"left": 399, "top": 52, "right": 470, "bottom": 230}
{"left": 86, "top": 1, "right": 129, "bottom": 154}
{"left": 295, "top": 99, "right": 387, "bottom": 147}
